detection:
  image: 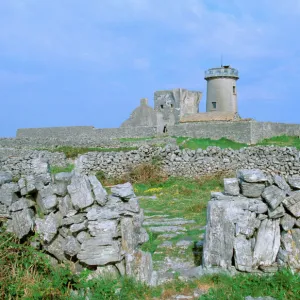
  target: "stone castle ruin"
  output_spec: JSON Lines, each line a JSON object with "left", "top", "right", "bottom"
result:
{"left": 5, "top": 64, "right": 300, "bottom": 146}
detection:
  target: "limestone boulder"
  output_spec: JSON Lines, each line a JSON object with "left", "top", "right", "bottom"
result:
{"left": 237, "top": 169, "right": 267, "bottom": 183}
{"left": 0, "top": 171, "right": 12, "bottom": 185}
{"left": 282, "top": 191, "right": 300, "bottom": 217}
{"left": 234, "top": 235, "right": 253, "bottom": 272}
{"left": 288, "top": 176, "right": 300, "bottom": 190}
{"left": 0, "top": 183, "right": 19, "bottom": 206}
{"left": 111, "top": 182, "right": 135, "bottom": 201}
{"left": 67, "top": 174, "right": 94, "bottom": 209}
{"left": 35, "top": 212, "right": 59, "bottom": 243}
{"left": 262, "top": 185, "right": 285, "bottom": 210}
{"left": 224, "top": 178, "right": 240, "bottom": 196}
{"left": 88, "top": 175, "right": 108, "bottom": 206}
{"left": 241, "top": 182, "right": 265, "bottom": 198}
{"left": 9, "top": 198, "right": 35, "bottom": 212}
{"left": 11, "top": 208, "right": 35, "bottom": 239}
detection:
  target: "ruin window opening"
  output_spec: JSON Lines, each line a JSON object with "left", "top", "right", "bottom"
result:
{"left": 171, "top": 104, "right": 173, "bottom": 108}
{"left": 212, "top": 102, "right": 217, "bottom": 109}
{"left": 160, "top": 104, "right": 164, "bottom": 109}
{"left": 163, "top": 125, "right": 168, "bottom": 133}
{"left": 233, "top": 86, "right": 236, "bottom": 94}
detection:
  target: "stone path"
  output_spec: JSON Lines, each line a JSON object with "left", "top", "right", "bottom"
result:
{"left": 142, "top": 207, "right": 207, "bottom": 298}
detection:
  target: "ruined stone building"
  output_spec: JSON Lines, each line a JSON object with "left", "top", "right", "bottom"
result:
{"left": 121, "top": 65, "right": 240, "bottom": 133}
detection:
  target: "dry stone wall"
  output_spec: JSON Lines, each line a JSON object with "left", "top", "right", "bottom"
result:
{"left": 0, "top": 160, "right": 156, "bottom": 285}
{"left": 75, "top": 145, "right": 300, "bottom": 178}
{"left": 203, "top": 169, "right": 300, "bottom": 273}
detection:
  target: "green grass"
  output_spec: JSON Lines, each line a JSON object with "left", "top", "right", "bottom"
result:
{"left": 257, "top": 135, "right": 300, "bottom": 149}
{"left": 176, "top": 137, "right": 248, "bottom": 150}
{"left": 200, "top": 270, "right": 300, "bottom": 300}
{"left": 37, "top": 146, "right": 139, "bottom": 159}
{"left": 118, "top": 137, "right": 155, "bottom": 142}
{"left": 176, "top": 135, "right": 300, "bottom": 151}
{"left": 50, "top": 163, "right": 75, "bottom": 174}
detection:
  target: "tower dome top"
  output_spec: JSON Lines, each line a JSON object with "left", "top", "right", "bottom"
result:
{"left": 204, "top": 66, "right": 239, "bottom": 80}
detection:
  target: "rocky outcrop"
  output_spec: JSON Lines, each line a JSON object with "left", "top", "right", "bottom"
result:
{"left": 0, "top": 160, "right": 156, "bottom": 285}
{"left": 203, "top": 169, "right": 300, "bottom": 273}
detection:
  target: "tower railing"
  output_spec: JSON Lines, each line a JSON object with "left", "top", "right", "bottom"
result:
{"left": 204, "top": 68, "right": 239, "bottom": 79}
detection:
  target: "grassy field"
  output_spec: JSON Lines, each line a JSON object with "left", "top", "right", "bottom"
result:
{"left": 176, "top": 135, "right": 300, "bottom": 150}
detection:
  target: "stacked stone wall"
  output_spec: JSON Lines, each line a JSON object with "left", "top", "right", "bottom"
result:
{"left": 203, "top": 169, "right": 300, "bottom": 273}
{"left": 0, "top": 161, "right": 155, "bottom": 285}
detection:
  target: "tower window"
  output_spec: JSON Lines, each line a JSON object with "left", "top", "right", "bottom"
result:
{"left": 171, "top": 104, "right": 173, "bottom": 108}
{"left": 212, "top": 102, "right": 217, "bottom": 109}
{"left": 233, "top": 86, "right": 236, "bottom": 94}
{"left": 160, "top": 104, "right": 164, "bottom": 109}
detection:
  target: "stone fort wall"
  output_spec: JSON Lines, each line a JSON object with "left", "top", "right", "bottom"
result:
{"left": 0, "top": 121, "right": 299, "bottom": 148}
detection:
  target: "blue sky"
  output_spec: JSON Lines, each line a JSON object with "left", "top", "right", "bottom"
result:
{"left": 1, "top": 0, "right": 300, "bottom": 137}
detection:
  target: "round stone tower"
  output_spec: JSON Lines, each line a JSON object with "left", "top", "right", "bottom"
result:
{"left": 204, "top": 65, "right": 239, "bottom": 113}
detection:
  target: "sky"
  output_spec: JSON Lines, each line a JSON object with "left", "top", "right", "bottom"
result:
{"left": 0, "top": 0, "right": 300, "bottom": 137}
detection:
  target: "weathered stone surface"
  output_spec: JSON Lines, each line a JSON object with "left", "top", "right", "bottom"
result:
{"left": 77, "top": 236, "right": 121, "bottom": 265}
{"left": 273, "top": 175, "right": 291, "bottom": 195}
{"left": 76, "top": 231, "right": 91, "bottom": 244}
{"left": 116, "top": 259, "right": 126, "bottom": 276}
{"left": 241, "top": 182, "right": 265, "bottom": 198}
{"left": 87, "top": 265, "right": 119, "bottom": 280}
{"left": 282, "top": 191, "right": 300, "bottom": 217}
{"left": 88, "top": 175, "right": 108, "bottom": 206}
{"left": 224, "top": 178, "right": 239, "bottom": 196}
{"left": 35, "top": 212, "right": 59, "bottom": 243}
{"left": 58, "top": 195, "right": 74, "bottom": 217}
{"left": 31, "top": 157, "right": 49, "bottom": 175}
{"left": 62, "top": 213, "right": 86, "bottom": 226}
{"left": 55, "top": 172, "right": 73, "bottom": 183}
{"left": 125, "top": 250, "right": 154, "bottom": 285}
{"left": 70, "top": 220, "right": 88, "bottom": 233}
{"left": 234, "top": 235, "right": 253, "bottom": 272}
{"left": 236, "top": 211, "right": 260, "bottom": 237}
{"left": 9, "top": 198, "right": 35, "bottom": 212}
{"left": 0, "top": 183, "right": 19, "bottom": 206}
{"left": 67, "top": 174, "right": 94, "bottom": 209}
{"left": 121, "top": 217, "right": 137, "bottom": 252}
{"left": 203, "top": 200, "right": 236, "bottom": 268}
{"left": 11, "top": 208, "right": 35, "bottom": 239}
{"left": 53, "top": 182, "right": 68, "bottom": 197}
{"left": 0, "top": 204, "right": 9, "bottom": 217}
{"left": 268, "top": 205, "right": 285, "bottom": 219}
{"left": 280, "top": 230, "right": 300, "bottom": 269}
{"left": 262, "top": 185, "right": 286, "bottom": 210}
{"left": 25, "top": 175, "right": 36, "bottom": 194}
{"left": 44, "top": 234, "right": 67, "bottom": 261}
{"left": 280, "top": 214, "right": 295, "bottom": 231}
{"left": 36, "top": 185, "right": 57, "bottom": 214}
{"left": 253, "top": 219, "right": 280, "bottom": 267}
{"left": 86, "top": 207, "right": 120, "bottom": 220}
{"left": 237, "top": 169, "right": 267, "bottom": 183}
{"left": 88, "top": 220, "right": 118, "bottom": 237}
{"left": 64, "top": 236, "right": 81, "bottom": 256}
{"left": 248, "top": 200, "right": 268, "bottom": 214}
{"left": 0, "top": 171, "right": 12, "bottom": 185}
{"left": 111, "top": 182, "right": 135, "bottom": 201}
{"left": 288, "top": 176, "right": 300, "bottom": 190}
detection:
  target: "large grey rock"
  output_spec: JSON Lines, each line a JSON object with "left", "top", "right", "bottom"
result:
{"left": 25, "top": 175, "right": 36, "bottom": 194}
{"left": 121, "top": 217, "right": 138, "bottom": 252}
{"left": 34, "top": 173, "right": 51, "bottom": 190}
{"left": 0, "top": 183, "right": 19, "bottom": 206}
{"left": 282, "top": 191, "right": 300, "bottom": 217}
{"left": 44, "top": 234, "right": 67, "bottom": 261}
{"left": 67, "top": 174, "right": 94, "bottom": 209}
{"left": 88, "top": 175, "right": 108, "bottom": 206}
{"left": 262, "top": 185, "right": 286, "bottom": 210}
{"left": 64, "top": 236, "right": 81, "bottom": 256}
{"left": 9, "top": 198, "right": 35, "bottom": 212}
{"left": 273, "top": 175, "right": 291, "bottom": 195}
{"left": 88, "top": 220, "right": 118, "bottom": 237}
{"left": 111, "top": 182, "right": 135, "bottom": 201}
{"left": 268, "top": 205, "right": 285, "bottom": 219}
{"left": 224, "top": 178, "right": 240, "bottom": 196}
{"left": 36, "top": 185, "right": 57, "bottom": 214}
{"left": 58, "top": 195, "right": 74, "bottom": 217}
{"left": 288, "top": 176, "right": 300, "bottom": 190}
{"left": 53, "top": 182, "right": 68, "bottom": 197}
{"left": 77, "top": 236, "right": 121, "bottom": 265}
{"left": 76, "top": 231, "right": 91, "bottom": 244}
{"left": 35, "top": 212, "right": 59, "bottom": 243}
{"left": 70, "top": 221, "right": 88, "bottom": 233}
{"left": 234, "top": 235, "right": 253, "bottom": 272}
{"left": 253, "top": 219, "right": 280, "bottom": 267}
{"left": 87, "top": 265, "right": 119, "bottom": 281}
{"left": 280, "top": 214, "right": 295, "bottom": 231}
{"left": 203, "top": 200, "right": 236, "bottom": 268}
{"left": 0, "top": 171, "right": 12, "bottom": 185}
{"left": 241, "top": 182, "right": 265, "bottom": 198}
{"left": 235, "top": 211, "right": 260, "bottom": 237}
{"left": 0, "top": 204, "right": 9, "bottom": 218}
{"left": 62, "top": 213, "right": 86, "bottom": 226}
{"left": 31, "top": 157, "right": 49, "bottom": 175}
{"left": 248, "top": 200, "right": 268, "bottom": 214}
{"left": 86, "top": 207, "right": 120, "bottom": 220}
{"left": 237, "top": 169, "right": 267, "bottom": 183}
{"left": 281, "top": 230, "right": 300, "bottom": 269}
{"left": 55, "top": 172, "right": 73, "bottom": 183}
{"left": 125, "top": 250, "right": 154, "bottom": 285}
{"left": 11, "top": 208, "right": 35, "bottom": 239}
